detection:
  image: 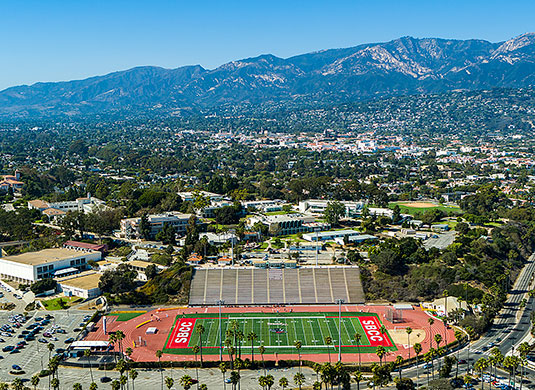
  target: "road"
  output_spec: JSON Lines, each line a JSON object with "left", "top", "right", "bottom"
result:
{"left": 400, "top": 253, "right": 535, "bottom": 387}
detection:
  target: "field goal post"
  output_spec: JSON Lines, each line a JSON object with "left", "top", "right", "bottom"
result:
{"left": 385, "top": 308, "right": 404, "bottom": 323}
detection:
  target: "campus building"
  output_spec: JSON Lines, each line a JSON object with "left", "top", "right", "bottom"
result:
{"left": 119, "top": 212, "right": 194, "bottom": 239}
{"left": 0, "top": 248, "right": 101, "bottom": 284}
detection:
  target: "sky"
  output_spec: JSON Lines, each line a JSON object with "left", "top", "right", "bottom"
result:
{"left": 0, "top": 0, "right": 534, "bottom": 90}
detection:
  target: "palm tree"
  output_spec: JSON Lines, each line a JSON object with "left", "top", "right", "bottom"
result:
{"left": 443, "top": 290, "right": 449, "bottom": 348}
{"left": 0, "top": 384, "right": 8, "bottom": 390}
{"left": 51, "top": 377, "right": 60, "bottom": 390}
{"left": 180, "top": 375, "right": 194, "bottom": 390}
{"left": 414, "top": 342, "right": 422, "bottom": 380}
{"left": 116, "top": 330, "right": 125, "bottom": 358}
{"left": 165, "top": 377, "right": 174, "bottom": 390}
{"left": 405, "top": 327, "right": 413, "bottom": 361}
{"left": 313, "top": 382, "right": 322, "bottom": 390}
{"left": 196, "top": 324, "right": 205, "bottom": 366}
{"left": 193, "top": 344, "right": 200, "bottom": 385}
{"left": 313, "top": 363, "right": 322, "bottom": 383}
{"left": 156, "top": 350, "right": 164, "bottom": 390}
{"left": 11, "top": 379, "right": 24, "bottom": 390}
{"left": 259, "top": 345, "right": 266, "bottom": 375}
{"left": 73, "top": 383, "right": 82, "bottom": 390}
{"left": 427, "top": 318, "right": 434, "bottom": 348}
{"left": 424, "top": 352, "right": 432, "bottom": 387}
{"left": 354, "top": 371, "right": 363, "bottom": 390}
{"left": 474, "top": 357, "right": 488, "bottom": 390}
{"left": 454, "top": 330, "right": 464, "bottom": 378}
{"left": 395, "top": 355, "right": 404, "bottom": 379}
{"left": 111, "top": 380, "right": 121, "bottom": 390}
{"left": 325, "top": 336, "right": 333, "bottom": 363}
{"left": 199, "top": 385, "right": 207, "bottom": 390}
{"left": 89, "top": 382, "right": 98, "bottom": 390}
{"left": 120, "top": 375, "right": 128, "bottom": 390}
{"left": 235, "top": 330, "right": 245, "bottom": 359}
{"left": 220, "top": 362, "right": 228, "bottom": 390}
{"left": 230, "top": 371, "right": 240, "bottom": 390}
{"left": 354, "top": 333, "right": 362, "bottom": 369}
{"left": 85, "top": 349, "right": 95, "bottom": 384}
{"left": 130, "top": 369, "right": 138, "bottom": 390}
{"left": 294, "top": 372, "right": 305, "bottom": 390}
{"left": 279, "top": 377, "right": 288, "bottom": 390}
{"left": 108, "top": 333, "right": 117, "bottom": 363}
{"left": 376, "top": 345, "right": 386, "bottom": 366}
{"left": 294, "top": 340, "right": 303, "bottom": 372}
{"left": 265, "top": 374, "right": 274, "bottom": 390}
{"left": 31, "top": 375, "right": 40, "bottom": 390}
{"left": 434, "top": 334, "right": 443, "bottom": 369}
{"left": 247, "top": 331, "right": 257, "bottom": 364}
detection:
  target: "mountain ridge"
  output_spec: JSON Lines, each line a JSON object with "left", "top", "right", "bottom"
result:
{"left": 1, "top": 33, "right": 535, "bottom": 119}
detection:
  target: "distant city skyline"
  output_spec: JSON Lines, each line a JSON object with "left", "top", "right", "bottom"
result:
{"left": 0, "top": 0, "right": 533, "bottom": 90}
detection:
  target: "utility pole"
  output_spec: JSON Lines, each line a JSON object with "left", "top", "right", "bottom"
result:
{"left": 337, "top": 298, "right": 345, "bottom": 362}
{"left": 217, "top": 299, "right": 225, "bottom": 360}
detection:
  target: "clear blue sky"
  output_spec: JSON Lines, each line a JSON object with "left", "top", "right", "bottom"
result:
{"left": 0, "top": 0, "right": 533, "bottom": 90}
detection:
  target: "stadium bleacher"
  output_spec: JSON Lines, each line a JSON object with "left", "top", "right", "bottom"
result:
{"left": 189, "top": 267, "right": 365, "bottom": 306}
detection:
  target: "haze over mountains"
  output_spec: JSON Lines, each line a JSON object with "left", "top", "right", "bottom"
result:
{"left": 1, "top": 33, "right": 535, "bottom": 119}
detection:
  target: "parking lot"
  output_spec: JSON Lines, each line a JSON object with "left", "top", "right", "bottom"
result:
{"left": 0, "top": 310, "right": 92, "bottom": 384}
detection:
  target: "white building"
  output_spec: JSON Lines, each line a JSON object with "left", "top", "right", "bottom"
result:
{"left": 302, "top": 229, "right": 363, "bottom": 242}
{"left": 28, "top": 195, "right": 106, "bottom": 214}
{"left": 119, "top": 212, "right": 193, "bottom": 239}
{"left": 298, "top": 199, "right": 365, "bottom": 217}
{"left": 177, "top": 191, "right": 225, "bottom": 202}
{"left": 247, "top": 214, "right": 319, "bottom": 236}
{"left": 0, "top": 248, "right": 101, "bottom": 284}
{"left": 57, "top": 271, "right": 102, "bottom": 299}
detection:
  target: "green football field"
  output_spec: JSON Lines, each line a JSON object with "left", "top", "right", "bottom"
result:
{"left": 164, "top": 311, "right": 397, "bottom": 355}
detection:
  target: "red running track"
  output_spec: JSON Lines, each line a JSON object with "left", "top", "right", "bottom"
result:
{"left": 84, "top": 305, "right": 455, "bottom": 364}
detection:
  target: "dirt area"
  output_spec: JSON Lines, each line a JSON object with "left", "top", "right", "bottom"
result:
{"left": 399, "top": 202, "right": 437, "bottom": 208}
{"left": 389, "top": 328, "right": 426, "bottom": 346}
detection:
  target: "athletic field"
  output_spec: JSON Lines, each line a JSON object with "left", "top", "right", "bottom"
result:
{"left": 163, "top": 311, "right": 397, "bottom": 355}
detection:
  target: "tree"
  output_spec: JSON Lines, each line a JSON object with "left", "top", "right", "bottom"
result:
{"left": 89, "top": 383, "right": 98, "bottom": 390}
{"left": 51, "top": 378, "right": 60, "bottom": 390}
{"left": 325, "top": 336, "right": 332, "bottom": 363}
{"left": 31, "top": 278, "right": 57, "bottom": 295}
{"left": 165, "top": 377, "right": 174, "bottom": 390}
{"left": 376, "top": 345, "right": 386, "bottom": 366}
{"left": 11, "top": 379, "right": 24, "bottom": 390}
{"left": 130, "top": 369, "right": 138, "bottom": 390}
{"left": 324, "top": 201, "right": 345, "bottom": 226}
{"left": 293, "top": 372, "right": 305, "bottom": 390}
{"left": 264, "top": 374, "right": 274, "bottom": 390}
{"left": 395, "top": 355, "right": 404, "bottom": 379}
{"left": 179, "top": 375, "right": 193, "bottom": 390}
{"left": 247, "top": 331, "right": 257, "bottom": 364}
{"left": 406, "top": 327, "right": 413, "bottom": 361}
{"left": 394, "top": 377, "right": 415, "bottom": 390}
{"left": 140, "top": 214, "right": 151, "bottom": 239}
{"left": 354, "top": 371, "right": 363, "bottom": 390}
{"left": 85, "top": 349, "right": 94, "bottom": 383}
{"left": 474, "top": 358, "right": 489, "bottom": 390}
{"left": 414, "top": 343, "right": 422, "bottom": 380}
{"left": 31, "top": 375, "right": 40, "bottom": 390}
{"left": 230, "top": 371, "right": 240, "bottom": 390}
{"left": 219, "top": 362, "right": 227, "bottom": 390}
{"left": 354, "top": 333, "right": 362, "bottom": 369}
{"left": 294, "top": 340, "right": 303, "bottom": 372}
{"left": 156, "top": 350, "right": 163, "bottom": 390}
{"left": 259, "top": 345, "right": 266, "bottom": 375}
{"left": 196, "top": 324, "right": 205, "bottom": 366}
{"left": 279, "top": 377, "right": 288, "bottom": 390}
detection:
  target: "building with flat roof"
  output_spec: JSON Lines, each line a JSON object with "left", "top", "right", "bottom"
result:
{"left": 302, "top": 229, "right": 363, "bottom": 242}
{"left": 0, "top": 248, "right": 101, "bottom": 284}
{"left": 247, "top": 214, "right": 321, "bottom": 236}
{"left": 57, "top": 271, "right": 102, "bottom": 299}
{"left": 119, "top": 212, "right": 194, "bottom": 239}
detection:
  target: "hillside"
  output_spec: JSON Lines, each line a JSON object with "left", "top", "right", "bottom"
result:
{"left": 1, "top": 33, "right": 535, "bottom": 119}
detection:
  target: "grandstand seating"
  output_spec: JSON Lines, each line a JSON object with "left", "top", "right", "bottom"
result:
{"left": 189, "top": 267, "right": 365, "bottom": 306}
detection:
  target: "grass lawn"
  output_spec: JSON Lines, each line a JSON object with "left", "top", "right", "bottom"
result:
{"left": 42, "top": 296, "right": 82, "bottom": 310}
{"left": 164, "top": 311, "right": 396, "bottom": 355}
{"left": 389, "top": 201, "right": 461, "bottom": 216}
{"left": 265, "top": 211, "right": 296, "bottom": 216}
{"left": 108, "top": 311, "right": 147, "bottom": 321}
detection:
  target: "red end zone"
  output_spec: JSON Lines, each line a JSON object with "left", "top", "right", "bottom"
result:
{"left": 358, "top": 316, "right": 393, "bottom": 347}
{"left": 166, "top": 318, "right": 196, "bottom": 349}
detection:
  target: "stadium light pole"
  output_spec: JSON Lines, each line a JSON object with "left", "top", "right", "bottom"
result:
{"left": 217, "top": 299, "right": 225, "bottom": 360}
{"left": 336, "top": 298, "right": 344, "bottom": 362}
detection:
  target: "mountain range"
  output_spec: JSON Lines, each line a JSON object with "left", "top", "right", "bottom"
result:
{"left": 1, "top": 33, "right": 535, "bottom": 119}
